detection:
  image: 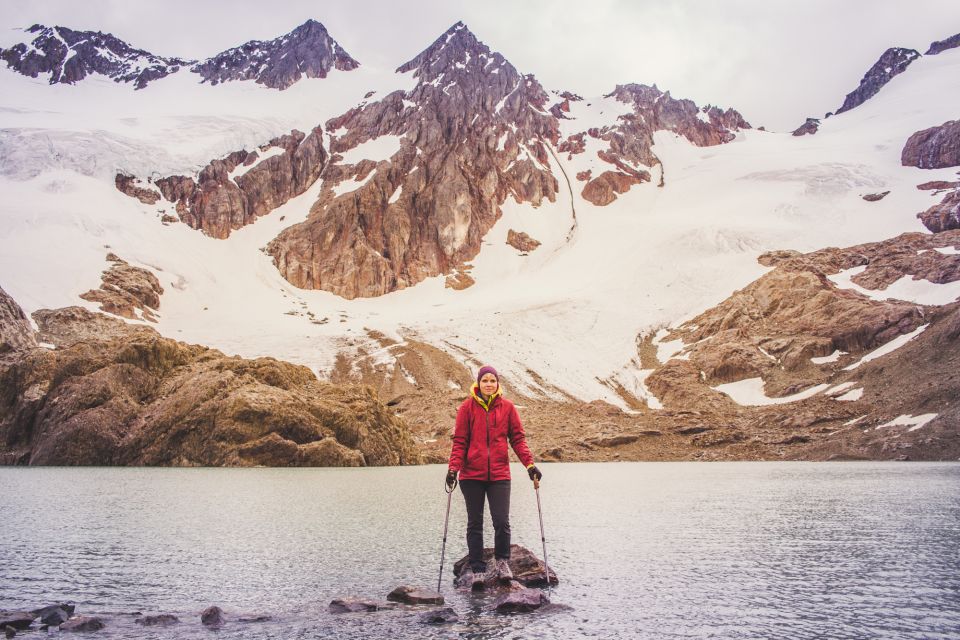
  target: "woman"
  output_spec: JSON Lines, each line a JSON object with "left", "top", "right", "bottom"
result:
{"left": 446, "top": 365, "right": 542, "bottom": 589}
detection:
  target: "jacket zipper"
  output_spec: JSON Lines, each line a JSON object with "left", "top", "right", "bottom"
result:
{"left": 485, "top": 406, "right": 491, "bottom": 481}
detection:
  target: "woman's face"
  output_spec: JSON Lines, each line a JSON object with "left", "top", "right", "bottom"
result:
{"left": 479, "top": 373, "right": 499, "bottom": 397}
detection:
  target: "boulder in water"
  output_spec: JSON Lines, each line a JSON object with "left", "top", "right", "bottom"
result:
{"left": 453, "top": 544, "right": 559, "bottom": 588}
{"left": 32, "top": 605, "right": 72, "bottom": 627}
{"left": 494, "top": 588, "right": 551, "bottom": 613}
{"left": 419, "top": 607, "right": 459, "bottom": 624}
{"left": 386, "top": 585, "right": 444, "bottom": 605}
{"left": 134, "top": 614, "right": 179, "bottom": 626}
{"left": 200, "top": 606, "right": 225, "bottom": 627}
{"left": 60, "top": 616, "right": 105, "bottom": 632}
{"left": 0, "top": 614, "right": 34, "bottom": 631}
{"left": 328, "top": 598, "right": 391, "bottom": 613}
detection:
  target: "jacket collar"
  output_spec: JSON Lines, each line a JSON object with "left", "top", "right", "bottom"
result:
{"left": 470, "top": 382, "right": 501, "bottom": 411}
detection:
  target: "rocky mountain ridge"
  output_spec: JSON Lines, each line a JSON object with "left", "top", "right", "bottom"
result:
{"left": 0, "top": 20, "right": 358, "bottom": 90}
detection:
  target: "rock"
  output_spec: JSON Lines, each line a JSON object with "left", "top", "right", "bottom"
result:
{"left": 59, "top": 616, "right": 105, "bottom": 632}
{"left": 902, "top": 120, "right": 960, "bottom": 169}
{"left": 238, "top": 615, "right": 272, "bottom": 623}
{"left": 0, "top": 614, "right": 34, "bottom": 631}
{"left": 862, "top": 191, "right": 890, "bottom": 202}
{"left": 445, "top": 270, "right": 476, "bottom": 290}
{"left": 917, "top": 189, "right": 960, "bottom": 232}
{"left": 792, "top": 118, "right": 820, "bottom": 136}
{"left": 418, "top": 607, "right": 459, "bottom": 624}
{"left": 328, "top": 598, "right": 391, "bottom": 613}
{"left": 149, "top": 127, "right": 327, "bottom": 239}
{"left": 506, "top": 230, "right": 541, "bottom": 253}
{"left": 79, "top": 253, "right": 164, "bottom": 322}
{"left": 191, "top": 20, "right": 359, "bottom": 90}
{"left": 115, "top": 174, "right": 160, "bottom": 205}
{"left": 33, "top": 606, "right": 70, "bottom": 626}
{"left": 581, "top": 170, "right": 646, "bottom": 206}
{"left": 453, "top": 544, "right": 559, "bottom": 588}
{"left": 0, "top": 286, "right": 37, "bottom": 357}
{"left": 134, "top": 614, "right": 179, "bottom": 626}
{"left": 0, "top": 25, "right": 191, "bottom": 88}
{"left": 835, "top": 47, "right": 920, "bottom": 115}
{"left": 917, "top": 181, "right": 960, "bottom": 191}
{"left": 200, "top": 606, "right": 225, "bottom": 627}
{"left": 494, "top": 588, "right": 550, "bottom": 613}
{"left": 926, "top": 33, "right": 960, "bottom": 55}
{"left": 0, "top": 296, "right": 420, "bottom": 467}
{"left": 386, "top": 586, "right": 444, "bottom": 605}
{"left": 3, "top": 625, "right": 14, "bottom": 639}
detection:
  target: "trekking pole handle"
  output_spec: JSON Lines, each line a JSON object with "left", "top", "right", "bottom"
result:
{"left": 445, "top": 477, "right": 458, "bottom": 493}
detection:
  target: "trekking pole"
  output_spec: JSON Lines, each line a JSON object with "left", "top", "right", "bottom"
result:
{"left": 533, "top": 477, "right": 551, "bottom": 592}
{"left": 437, "top": 476, "right": 457, "bottom": 592}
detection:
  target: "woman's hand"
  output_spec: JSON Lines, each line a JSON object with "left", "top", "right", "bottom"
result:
{"left": 446, "top": 469, "right": 458, "bottom": 489}
{"left": 527, "top": 465, "right": 542, "bottom": 481}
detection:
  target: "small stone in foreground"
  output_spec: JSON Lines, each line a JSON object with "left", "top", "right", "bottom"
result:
{"left": 200, "top": 606, "right": 225, "bottom": 627}
{"left": 134, "top": 614, "right": 179, "bottom": 626}
{"left": 0, "top": 614, "right": 34, "bottom": 631}
{"left": 60, "top": 616, "right": 105, "bottom": 632}
{"left": 328, "top": 598, "right": 389, "bottom": 614}
{"left": 386, "top": 585, "right": 444, "bottom": 605}
{"left": 495, "top": 588, "right": 550, "bottom": 613}
{"left": 419, "top": 607, "right": 459, "bottom": 624}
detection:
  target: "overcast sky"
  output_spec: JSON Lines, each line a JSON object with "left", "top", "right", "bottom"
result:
{"left": 2, "top": 0, "right": 959, "bottom": 131}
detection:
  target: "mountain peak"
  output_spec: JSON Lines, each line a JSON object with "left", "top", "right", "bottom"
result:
{"left": 191, "top": 19, "right": 359, "bottom": 90}
{"left": 395, "top": 21, "right": 507, "bottom": 81}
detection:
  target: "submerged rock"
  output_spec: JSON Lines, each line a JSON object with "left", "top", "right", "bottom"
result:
{"left": 419, "top": 607, "right": 459, "bottom": 624}
{"left": 200, "top": 606, "right": 225, "bottom": 627}
{"left": 60, "top": 616, "right": 105, "bottom": 632}
{"left": 134, "top": 614, "right": 179, "bottom": 626}
{"left": 238, "top": 615, "right": 272, "bottom": 623}
{"left": 329, "top": 598, "right": 394, "bottom": 613}
{"left": 386, "top": 586, "right": 444, "bottom": 605}
{"left": 0, "top": 614, "right": 34, "bottom": 631}
{"left": 494, "top": 588, "right": 550, "bottom": 613}
{"left": 4, "top": 626, "right": 15, "bottom": 639}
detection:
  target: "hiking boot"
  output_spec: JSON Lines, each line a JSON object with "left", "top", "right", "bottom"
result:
{"left": 484, "top": 560, "right": 500, "bottom": 581}
{"left": 496, "top": 558, "right": 513, "bottom": 581}
{"left": 471, "top": 567, "right": 486, "bottom": 590}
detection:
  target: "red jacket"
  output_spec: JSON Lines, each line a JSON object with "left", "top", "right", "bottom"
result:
{"left": 448, "top": 384, "right": 535, "bottom": 481}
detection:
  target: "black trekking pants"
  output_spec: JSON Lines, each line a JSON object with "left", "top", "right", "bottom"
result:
{"left": 459, "top": 479, "right": 511, "bottom": 572}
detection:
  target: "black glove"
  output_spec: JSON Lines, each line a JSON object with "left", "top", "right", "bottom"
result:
{"left": 446, "top": 469, "right": 458, "bottom": 489}
{"left": 527, "top": 465, "right": 542, "bottom": 481}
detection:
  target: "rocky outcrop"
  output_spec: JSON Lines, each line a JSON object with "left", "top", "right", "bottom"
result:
{"left": 140, "top": 128, "right": 326, "bottom": 239}
{"left": 386, "top": 586, "right": 443, "bottom": 605}
{"left": 0, "top": 285, "right": 37, "bottom": 357}
{"left": 115, "top": 174, "right": 161, "bottom": 205}
{"left": 863, "top": 191, "right": 890, "bottom": 202}
{"left": 926, "top": 33, "right": 960, "bottom": 55}
{"left": 918, "top": 189, "right": 960, "bottom": 232}
{"left": 267, "top": 22, "right": 560, "bottom": 298}
{"left": 558, "top": 84, "right": 749, "bottom": 204}
{"left": 0, "top": 296, "right": 420, "bottom": 466}
{"left": 79, "top": 254, "right": 163, "bottom": 322}
{"left": 191, "top": 20, "right": 359, "bottom": 90}
{"left": 0, "top": 24, "right": 191, "bottom": 89}
{"left": 506, "top": 229, "right": 541, "bottom": 252}
{"left": 452, "top": 545, "right": 558, "bottom": 588}
{"left": 835, "top": 47, "right": 920, "bottom": 115}
{"left": 902, "top": 120, "right": 960, "bottom": 169}
{"left": 792, "top": 118, "right": 820, "bottom": 136}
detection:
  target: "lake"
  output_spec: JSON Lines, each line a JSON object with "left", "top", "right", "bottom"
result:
{"left": 2, "top": 462, "right": 959, "bottom": 638}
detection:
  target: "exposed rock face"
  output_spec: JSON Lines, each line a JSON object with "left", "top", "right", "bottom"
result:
{"left": 115, "top": 174, "right": 161, "bottom": 205}
{"left": 506, "top": 229, "right": 541, "bottom": 252}
{"left": 0, "top": 301, "right": 420, "bottom": 466}
{"left": 140, "top": 128, "right": 326, "bottom": 239}
{"left": 0, "top": 24, "right": 191, "bottom": 89}
{"left": 267, "top": 22, "right": 560, "bottom": 299}
{"left": 0, "top": 285, "right": 37, "bottom": 356}
{"left": 902, "top": 120, "right": 960, "bottom": 169}
{"left": 835, "top": 47, "right": 920, "bottom": 114}
{"left": 792, "top": 118, "right": 820, "bottom": 136}
{"left": 926, "top": 32, "right": 960, "bottom": 55}
{"left": 918, "top": 189, "right": 960, "bottom": 232}
{"left": 558, "top": 84, "right": 749, "bottom": 204}
{"left": 191, "top": 20, "right": 359, "bottom": 90}
{"left": 79, "top": 254, "right": 163, "bottom": 322}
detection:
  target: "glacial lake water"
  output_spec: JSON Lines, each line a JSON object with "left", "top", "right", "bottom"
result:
{"left": 2, "top": 462, "right": 959, "bottom": 639}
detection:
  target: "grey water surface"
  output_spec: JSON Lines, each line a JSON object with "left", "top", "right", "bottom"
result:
{"left": 2, "top": 462, "right": 959, "bottom": 639}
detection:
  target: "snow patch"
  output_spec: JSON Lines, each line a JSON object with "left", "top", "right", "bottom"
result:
{"left": 337, "top": 134, "right": 403, "bottom": 166}
{"left": 830, "top": 266, "right": 960, "bottom": 306}
{"left": 876, "top": 413, "right": 938, "bottom": 431}
{"left": 811, "top": 349, "right": 846, "bottom": 364}
{"left": 712, "top": 377, "right": 830, "bottom": 406}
